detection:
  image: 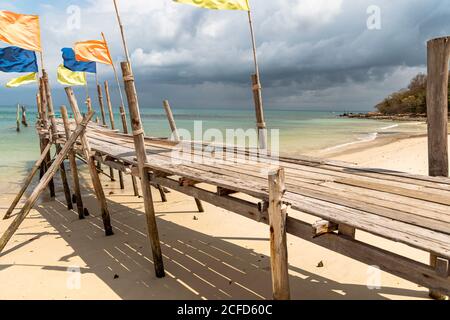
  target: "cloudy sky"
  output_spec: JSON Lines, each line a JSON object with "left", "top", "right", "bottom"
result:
{"left": 0, "top": 0, "right": 449, "bottom": 111}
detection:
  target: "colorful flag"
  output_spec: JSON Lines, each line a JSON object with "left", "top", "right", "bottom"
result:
{"left": 62, "top": 48, "right": 96, "bottom": 73}
{"left": 6, "top": 72, "right": 37, "bottom": 88}
{"left": 57, "top": 64, "right": 86, "bottom": 86}
{"left": 74, "top": 40, "right": 112, "bottom": 65}
{"left": 173, "top": 0, "right": 250, "bottom": 10}
{"left": 0, "top": 46, "right": 38, "bottom": 73}
{"left": 0, "top": 11, "right": 41, "bottom": 52}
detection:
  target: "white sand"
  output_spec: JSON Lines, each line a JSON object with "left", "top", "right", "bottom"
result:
{"left": 0, "top": 135, "right": 448, "bottom": 300}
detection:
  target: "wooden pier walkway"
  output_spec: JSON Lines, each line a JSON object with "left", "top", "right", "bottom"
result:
{"left": 49, "top": 118, "right": 450, "bottom": 297}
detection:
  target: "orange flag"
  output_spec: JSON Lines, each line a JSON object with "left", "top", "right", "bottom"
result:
{"left": 74, "top": 40, "right": 113, "bottom": 65}
{"left": 0, "top": 11, "right": 41, "bottom": 52}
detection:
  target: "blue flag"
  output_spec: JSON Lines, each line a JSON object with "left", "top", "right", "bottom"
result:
{"left": 0, "top": 46, "right": 38, "bottom": 73}
{"left": 62, "top": 48, "right": 96, "bottom": 73}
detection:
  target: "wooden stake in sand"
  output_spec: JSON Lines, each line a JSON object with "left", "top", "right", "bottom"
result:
{"left": 104, "top": 80, "right": 124, "bottom": 189}
{"left": 16, "top": 104, "right": 20, "bottom": 132}
{"left": 426, "top": 36, "right": 450, "bottom": 300}
{"left": 65, "top": 87, "right": 114, "bottom": 236}
{"left": 119, "top": 105, "right": 140, "bottom": 197}
{"left": 21, "top": 106, "right": 28, "bottom": 127}
{"left": 38, "top": 77, "right": 55, "bottom": 198}
{"left": 61, "top": 106, "right": 88, "bottom": 220}
{"left": 0, "top": 111, "right": 94, "bottom": 254}
{"left": 268, "top": 168, "right": 290, "bottom": 300}
{"left": 121, "top": 61, "right": 165, "bottom": 278}
{"left": 42, "top": 69, "right": 73, "bottom": 210}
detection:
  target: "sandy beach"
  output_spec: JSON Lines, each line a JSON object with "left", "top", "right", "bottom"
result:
{"left": 0, "top": 134, "right": 448, "bottom": 300}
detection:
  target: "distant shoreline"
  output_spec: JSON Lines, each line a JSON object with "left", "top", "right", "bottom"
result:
{"left": 339, "top": 112, "right": 429, "bottom": 122}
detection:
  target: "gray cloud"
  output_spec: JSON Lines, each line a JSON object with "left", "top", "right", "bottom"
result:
{"left": 1, "top": 0, "right": 449, "bottom": 111}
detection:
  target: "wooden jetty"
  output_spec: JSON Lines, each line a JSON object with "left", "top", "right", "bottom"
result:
{"left": 1, "top": 37, "right": 450, "bottom": 300}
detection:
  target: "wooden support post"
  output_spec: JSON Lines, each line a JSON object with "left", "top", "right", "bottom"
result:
{"left": 251, "top": 74, "right": 267, "bottom": 150}
{"left": 38, "top": 78, "right": 55, "bottom": 198}
{"left": 104, "top": 80, "right": 123, "bottom": 188}
{"left": 97, "top": 84, "right": 107, "bottom": 127}
{"left": 163, "top": 100, "right": 202, "bottom": 208}
{"left": 427, "top": 36, "right": 450, "bottom": 300}
{"left": 3, "top": 143, "right": 52, "bottom": 220}
{"left": 163, "top": 100, "right": 180, "bottom": 141}
{"left": 268, "top": 168, "right": 290, "bottom": 300}
{"left": 61, "top": 106, "right": 87, "bottom": 220}
{"left": 16, "top": 104, "right": 20, "bottom": 132}
{"left": 121, "top": 61, "right": 165, "bottom": 278}
{"left": 21, "top": 106, "right": 28, "bottom": 127}
{"left": 43, "top": 69, "right": 73, "bottom": 211}
{"left": 0, "top": 111, "right": 94, "bottom": 254}
{"left": 427, "top": 37, "right": 450, "bottom": 177}
{"left": 120, "top": 105, "right": 140, "bottom": 197}
{"left": 65, "top": 87, "right": 114, "bottom": 236}
{"left": 338, "top": 224, "right": 356, "bottom": 239}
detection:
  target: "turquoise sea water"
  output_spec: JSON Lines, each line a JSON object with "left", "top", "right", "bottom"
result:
{"left": 0, "top": 105, "right": 427, "bottom": 192}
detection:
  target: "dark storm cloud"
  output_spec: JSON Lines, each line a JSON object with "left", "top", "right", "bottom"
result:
{"left": 1, "top": 0, "right": 450, "bottom": 110}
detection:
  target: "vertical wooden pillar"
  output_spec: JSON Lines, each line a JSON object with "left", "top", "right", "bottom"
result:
{"left": 61, "top": 106, "right": 87, "bottom": 220}
{"left": 120, "top": 105, "right": 140, "bottom": 197}
{"left": 427, "top": 36, "right": 450, "bottom": 300}
{"left": 251, "top": 74, "right": 267, "bottom": 150}
{"left": 104, "top": 80, "right": 123, "bottom": 188}
{"left": 163, "top": 100, "right": 180, "bottom": 141}
{"left": 268, "top": 168, "right": 290, "bottom": 300}
{"left": 65, "top": 87, "right": 114, "bottom": 236}
{"left": 42, "top": 69, "right": 73, "bottom": 210}
{"left": 97, "top": 84, "right": 107, "bottom": 127}
{"left": 427, "top": 36, "right": 450, "bottom": 177}
{"left": 121, "top": 61, "right": 165, "bottom": 278}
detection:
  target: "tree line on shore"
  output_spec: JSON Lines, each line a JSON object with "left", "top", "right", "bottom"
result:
{"left": 375, "top": 73, "right": 450, "bottom": 115}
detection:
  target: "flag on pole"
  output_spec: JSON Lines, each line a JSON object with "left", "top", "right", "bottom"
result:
{"left": 74, "top": 40, "right": 113, "bottom": 65}
{"left": 57, "top": 64, "right": 87, "bottom": 86}
{"left": 5, "top": 72, "right": 37, "bottom": 88}
{"left": 62, "top": 48, "right": 96, "bottom": 73}
{"left": 173, "top": 0, "right": 250, "bottom": 10}
{"left": 0, "top": 11, "right": 41, "bottom": 52}
{"left": 0, "top": 46, "right": 38, "bottom": 73}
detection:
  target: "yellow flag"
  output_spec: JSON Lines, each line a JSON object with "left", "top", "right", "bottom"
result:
{"left": 57, "top": 64, "right": 86, "bottom": 86}
{"left": 173, "top": 0, "right": 250, "bottom": 11}
{"left": 6, "top": 72, "right": 37, "bottom": 88}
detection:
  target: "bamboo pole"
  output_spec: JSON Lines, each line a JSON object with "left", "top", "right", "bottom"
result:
{"left": 96, "top": 84, "right": 107, "bottom": 127}
{"left": 247, "top": 8, "right": 267, "bottom": 150}
{"left": 21, "top": 106, "right": 28, "bottom": 127}
{"left": 268, "top": 167, "right": 290, "bottom": 300}
{"left": 0, "top": 111, "right": 94, "bottom": 255}
{"left": 42, "top": 69, "right": 73, "bottom": 210}
{"left": 65, "top": 87, "right": 114, "bottom": 236}
{"left": 426, "top": 36, "right": 450, "bottom": 300}
{"left": 104, "top": 80, "right": 124, "bottom": 189}
{"left": 163, "top": 100, "right": 203, "bottom": 210}
{"left": 119, "top": 105, "right": 140, "bottom": 197}
{"left": 39, "top": 77, "right": 55, "bottom": 198}
{"left": 16, "top": 104, "right": 20, "bottom": 132}
{"left": 61, "top": 106, "right": 88, "bottom": 220}
{"left": 162, "top": 100, "right": 180, "bottom": 141}
{"left": 121, "top": 61, "right": 165, "bottom": 278}
{"left": 113, "top": 0, "right": 132, "bottom": 66}
{"left": 3, "top": 143, "right": 52, "bottom": 220}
